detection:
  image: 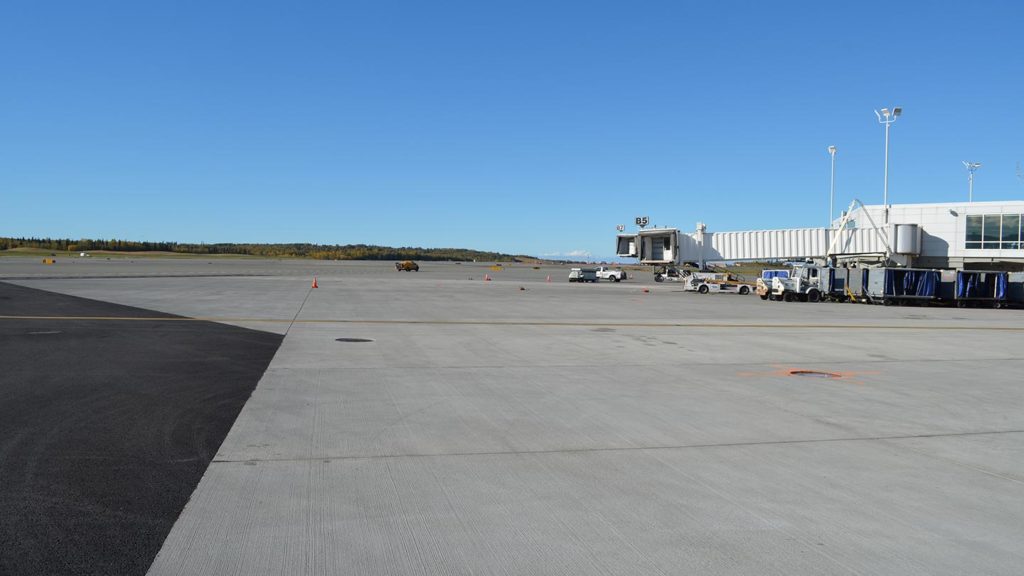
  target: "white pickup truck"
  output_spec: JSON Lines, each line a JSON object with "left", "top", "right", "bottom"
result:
{"left": 594, "top": 266, "right": 626, "bottom": 282}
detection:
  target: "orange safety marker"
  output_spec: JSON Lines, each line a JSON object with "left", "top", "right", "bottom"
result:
{"left": 484, "top": 274, "right": 491, "bottom": 281}
{"left": 545, "top": 275, "right": 551, "bottom": 282}
{"left": 312, "top": 277, "right": 319, "bottom": 289}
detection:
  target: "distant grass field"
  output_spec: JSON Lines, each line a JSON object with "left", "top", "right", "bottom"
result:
{"left": 0, "top": 248, "right": 565, "bottom": 264}
{"left": 0, "top": 247, "right": 264, "bottom": 259}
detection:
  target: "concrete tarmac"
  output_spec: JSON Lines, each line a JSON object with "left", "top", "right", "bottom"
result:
{"left": 3, "top": 257, "right": 1024, "bottom": 575}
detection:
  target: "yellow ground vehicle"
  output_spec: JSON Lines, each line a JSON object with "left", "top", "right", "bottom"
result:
{"left": 395, "top": 260, "right": 419, "bottom": 272}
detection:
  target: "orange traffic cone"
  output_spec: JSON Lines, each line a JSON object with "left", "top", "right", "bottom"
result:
{"left": 312, "top": 277, "right": 319, "bottom": 289}
{"left": 545, "top": 275, "right": 551, "bottom": 282}
{"left": 484, "top": 274, "right": 491, "bottom": 281}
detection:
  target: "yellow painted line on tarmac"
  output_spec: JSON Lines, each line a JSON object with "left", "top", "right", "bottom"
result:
{"left": 0, "top": 315, "right": 293, "bottom": 323}
{"left": 2, "top": 314, "right": 1024, "bottom": 331}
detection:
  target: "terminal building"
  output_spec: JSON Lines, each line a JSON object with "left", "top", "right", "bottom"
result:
{"left": 616, "top": 200, "right": 1024, "bottom": 271}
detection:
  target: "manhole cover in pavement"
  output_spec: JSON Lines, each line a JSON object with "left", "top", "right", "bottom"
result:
{"left": 789, "top": 370, "right": 841, "bottom": 379}
{"left": 336, "top": 338, "right": 374, "bottom": 343}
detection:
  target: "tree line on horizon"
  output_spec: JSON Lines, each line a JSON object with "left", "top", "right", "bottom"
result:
{"left": 0, "top": 237, "right": 532, "bottom": 262}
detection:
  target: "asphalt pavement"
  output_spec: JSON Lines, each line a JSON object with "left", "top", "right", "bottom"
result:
{"left": 0, "top": 281, "right": 282, "bottom": 576}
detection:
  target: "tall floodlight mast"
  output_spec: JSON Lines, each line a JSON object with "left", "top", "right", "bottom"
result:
{"left": 828, "top": 145, "right": 837, "bottom": 228}
{"left": 874, "top": 106, "right": 902, "bottom": 223}
{"left": 963, "top": 161, "right": 982, "bottom": 202}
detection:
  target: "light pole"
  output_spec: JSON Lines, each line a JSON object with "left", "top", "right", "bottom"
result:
{"left": 828, "top": 145, "right": 837, "bottom": 228}
{"left": 963, "top": 161, "right": 981, "bottom": 202}
{"left": 874, "top": 106, "right": 902, "bottom": 223}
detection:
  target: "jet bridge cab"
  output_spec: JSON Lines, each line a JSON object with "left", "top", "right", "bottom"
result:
{"left": 616, "top": 234, "right": 637, "bottom": 258}
{"left": 617, "top": 228, "right": 680, "bottom": 265}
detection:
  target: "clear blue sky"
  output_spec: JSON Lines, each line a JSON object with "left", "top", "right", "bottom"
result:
{"left": 2, "top": 1, "right": 1022, "bottom": 259}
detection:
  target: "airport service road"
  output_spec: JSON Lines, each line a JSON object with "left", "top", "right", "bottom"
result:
{"left": 4, "top": 258, "right": 1024, "bottom": 575}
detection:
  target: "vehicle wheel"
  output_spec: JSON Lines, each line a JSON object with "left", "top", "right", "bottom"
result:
{"left": 768, "top": 293, "right": 778, "bottom": 301}
{"left": 956, "top": 301, "right": 967, "bottom": 308}
{"left": 698, "top": 284, "right": 709, "bottom": 294}
{"left": 806, "top": 289, "right": 821, "bottom": 303}
{"left": 739, "top": 286, "right": 750, "bottom": 295}
{"left": 759, "top": 294, "right": 768, "bottom": 300}
{"left": 783, "top": 292, "right": 794, "bottom": 302}
{"left": 655, "top": 275, "right": 664, "bottom": 282}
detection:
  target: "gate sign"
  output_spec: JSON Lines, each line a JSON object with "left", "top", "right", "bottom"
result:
{"left": 616, "top": 224, "right": 625, "bottom": 232}
{"left": 635, "top": 216, "right": 649, "bottom": 228}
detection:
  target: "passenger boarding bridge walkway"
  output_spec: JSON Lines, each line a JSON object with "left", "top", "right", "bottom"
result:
{"left": 617, "top": 201, "right": 921, "bottom": 267}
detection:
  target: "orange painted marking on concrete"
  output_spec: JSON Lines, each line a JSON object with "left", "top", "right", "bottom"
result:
{"left": 737, "top": 365, "right": 880, "bottom": 385}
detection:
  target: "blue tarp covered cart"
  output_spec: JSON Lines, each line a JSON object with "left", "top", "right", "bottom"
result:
{"left": 867, "top": 268, "right": 940, "bottom": 305}
{"left": 1008, "top": 272, "right": 1024, "bottom": 308}
{"left": 825, "top": 268, "right": 851, "bottom": 301}
{"left": 845, "top": 268, "right": 870, "bottom": 302}
{"left": 954, "top": 271, "right": 1009, "bottom": 308}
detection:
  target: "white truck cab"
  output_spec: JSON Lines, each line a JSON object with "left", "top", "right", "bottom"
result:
{"left": 770, "top": 265, "right": 825, "bottom": 302}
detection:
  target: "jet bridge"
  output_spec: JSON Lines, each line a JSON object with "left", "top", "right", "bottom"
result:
{"left": 619, "top": 226, "right": 892, "bottom": 265}
{"left": 618, "top": 201, "right": 909, "bottom": 267}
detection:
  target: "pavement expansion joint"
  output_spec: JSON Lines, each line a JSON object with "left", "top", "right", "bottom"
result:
{"left": 301, "top": 356, "right": 1024, "bottom": 372}
{"left": 4, "top": 314, "right": 1024, "bottom": 331}
{"left": 211, "top": 428, "right": 1024, "bottom": 465}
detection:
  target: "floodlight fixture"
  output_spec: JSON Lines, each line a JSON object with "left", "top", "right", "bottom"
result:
{"left": 963, "top": 161, "right": 982, "bottom": 201}
{"left": 874, "top": 105, "right": 902, "bottom": 222}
